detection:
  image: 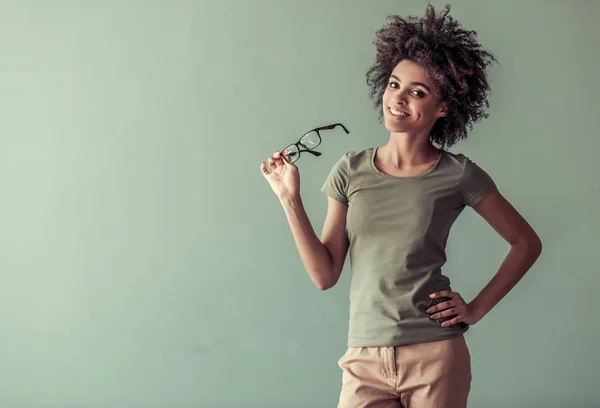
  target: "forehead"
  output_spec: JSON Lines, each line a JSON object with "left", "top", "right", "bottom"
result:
{"left": 391, "top": 59, "right": 432, "bottom": 84}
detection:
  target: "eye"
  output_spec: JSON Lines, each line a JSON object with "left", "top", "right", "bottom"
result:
{"left": 388, "top": 82, "right": 426, "bottom": 97}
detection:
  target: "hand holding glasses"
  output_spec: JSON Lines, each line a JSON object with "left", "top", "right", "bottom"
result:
{"left": 260, "top": 122, "right": 350, "bottom": 200}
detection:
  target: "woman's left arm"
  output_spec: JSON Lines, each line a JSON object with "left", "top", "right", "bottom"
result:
{"left": 428, "top": 189, "right": 543, "bottom": 326}
{"left": 468, "top": 188, "right": 543, "bottom": 323}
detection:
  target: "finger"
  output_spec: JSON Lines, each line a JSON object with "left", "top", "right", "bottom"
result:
{"left": 267, "top": 156, "right": 277, "bottom": 170}
{"left": 430, "top": 308, "right": 458, "bottom": 320}
{"left": 426, "top": 300, "right": 454, "bottom": 313}
{"left": 273, "top": 151, "right": 285, "bottom": 164}
{"left": 441, "top": 316, "right": 463, "bottom": 327}
{"left": 430, "top": 290, "right": 456, "bottom": 299}
{"left": 260, "top": 161, "right": 270, "bottom": 177}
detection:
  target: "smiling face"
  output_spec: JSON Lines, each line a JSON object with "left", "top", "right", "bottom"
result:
{"left": 382, "top": 59, "right": 448, "bottom": 136}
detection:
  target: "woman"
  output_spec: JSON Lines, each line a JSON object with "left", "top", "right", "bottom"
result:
{"left": 260, "top": 4, "right": 542, "bottom": 407}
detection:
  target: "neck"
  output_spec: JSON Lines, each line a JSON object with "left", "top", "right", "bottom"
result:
{"left": 378, "top": 132, "right": 440, "bottom": 169}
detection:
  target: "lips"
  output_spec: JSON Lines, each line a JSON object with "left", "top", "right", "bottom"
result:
{"left": 388, "top": 107, "right": 410, "bottom": 117}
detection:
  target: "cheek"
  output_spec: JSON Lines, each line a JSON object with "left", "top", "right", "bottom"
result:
{"left": 381, "top": 88, "right": 390, "bottom": 103}
{"left": 419, "top": 103, "right": 437, "bottom": 117}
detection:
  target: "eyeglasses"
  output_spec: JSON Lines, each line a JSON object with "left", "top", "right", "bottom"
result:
{"left": 281, "top": 123, "right": 350, "bottom": 164}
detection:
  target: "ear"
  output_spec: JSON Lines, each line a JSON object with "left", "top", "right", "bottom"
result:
{"left": 438, "top": 101, "right": 448, "bottom": 118}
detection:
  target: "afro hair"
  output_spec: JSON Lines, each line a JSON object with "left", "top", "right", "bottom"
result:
{"left": 366, "top": 3, "right": 499, "bottom": 148}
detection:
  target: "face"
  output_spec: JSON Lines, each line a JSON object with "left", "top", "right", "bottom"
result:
{"left": 382, "top": 59, "right": 447, "bottom": 135}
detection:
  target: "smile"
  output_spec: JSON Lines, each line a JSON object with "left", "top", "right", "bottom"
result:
{"left": 389, "top": 107, "right": 410, "bottom": 117}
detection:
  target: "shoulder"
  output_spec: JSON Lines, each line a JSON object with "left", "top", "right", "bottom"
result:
{"left": 443, "top": 151, "right": 496, "bottom": 205}
{"left": 339, "top": 148, "right": 373, "bottom": 170}
{"left": 441, "top": 150, "right": 471, "bottom": 170}
{"left": 441, "top": 150, "right": 489, "bottom": 178}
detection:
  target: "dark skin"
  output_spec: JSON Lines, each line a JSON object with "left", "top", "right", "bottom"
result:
{"left": 427, "top": 188, "right": 542, "bottom": 327}
{"left": 261, "top": 60, "right": 542, "bottom": 326}
{"left": 366, "top": 4, "right": 499, "bottom": 149}
{"left": 381, "top": 60, "right": 542, "bottom": 328}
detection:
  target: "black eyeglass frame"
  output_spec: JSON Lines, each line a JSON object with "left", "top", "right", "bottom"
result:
{"left": 281, "top": 123, "right": 350, "bottom": 164}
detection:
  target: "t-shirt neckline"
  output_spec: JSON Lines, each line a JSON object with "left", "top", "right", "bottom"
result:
{"left": 370, "top": 147, "right": 445, "bottom": 180}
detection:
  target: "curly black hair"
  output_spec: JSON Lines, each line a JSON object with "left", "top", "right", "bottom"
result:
{"left": 366, "top": 3, "right": 499, "bottom": 148}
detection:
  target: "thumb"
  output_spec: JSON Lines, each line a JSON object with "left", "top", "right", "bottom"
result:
{"left": 284, "top": 160, "right": 299, "bottom": 175}
{"left": 283, "top": 156, "right": 297, "bottom": 170}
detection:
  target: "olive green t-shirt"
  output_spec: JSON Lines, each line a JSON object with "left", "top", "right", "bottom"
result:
{"left": 321, "top": 147, "right": 496, "bottom": 347}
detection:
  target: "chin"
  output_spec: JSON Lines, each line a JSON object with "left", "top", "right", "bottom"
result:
{"left": 383, "top": 119, "right": 411, "bottom": 132}
{"left": 386, "top": 127, "right": 412, "bottom": 134}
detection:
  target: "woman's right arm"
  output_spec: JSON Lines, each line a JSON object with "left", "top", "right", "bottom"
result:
{"left": 280, "top": 195, "right": 349, "bottom": 290}
{"left": 261, "top": 151, "right": 349, "bottom": 290}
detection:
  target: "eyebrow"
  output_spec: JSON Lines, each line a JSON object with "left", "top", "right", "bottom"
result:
{"left": 390, "top": 75, "right": 431, "bottom": 92}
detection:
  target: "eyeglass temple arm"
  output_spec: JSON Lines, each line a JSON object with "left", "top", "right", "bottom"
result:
{"left": 312, "top": 123, "right": 350, "bottom": 134}
{"left": 300, "top": 149, "right": 321, "bottom": 157}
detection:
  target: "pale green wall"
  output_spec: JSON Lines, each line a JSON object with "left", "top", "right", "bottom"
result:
{"left": 0, "top": 0, "right": 598, "bottom": 407}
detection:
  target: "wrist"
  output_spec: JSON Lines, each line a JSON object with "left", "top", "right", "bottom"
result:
{"left": 280, "top": 194, "right": 302, "bottom": 209}
{"left": 468, "top": 300, "right": 487, "bottom": 324}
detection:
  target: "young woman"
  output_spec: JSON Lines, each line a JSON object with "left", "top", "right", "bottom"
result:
{"left": 260, "top": 5, "right": 542, "bottom": 407}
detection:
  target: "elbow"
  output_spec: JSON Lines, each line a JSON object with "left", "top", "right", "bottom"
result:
{"left": 529, "top": 230, "right": 543, "bottom": 258}
{"left": 533, "top": 236, "right": 543, "bottom": 259}
{"left": 536, "top": 233, "right": 543, "bottom": 250}
{"left": 313, "top": 270, "right": 338, "bottom": 291}
{"left": 316, "top": 283, "right": 330, "bottom": 291}
{"left": 515, "top": 230, "right": 543, "bottom": 259}
{"left": 316, "top": 278, "right": 335, "bottom": 291}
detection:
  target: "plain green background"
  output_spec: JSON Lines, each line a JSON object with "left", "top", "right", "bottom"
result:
{"left": 0, "top": 0, "right": 598, "bottom": 407}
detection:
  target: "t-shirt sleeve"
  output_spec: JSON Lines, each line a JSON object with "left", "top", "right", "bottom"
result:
{"left": 461, "top": 157, "right": 497, "bottom": 207}
{"left": 320, "top": 152, "right": 350, "bottom": 204}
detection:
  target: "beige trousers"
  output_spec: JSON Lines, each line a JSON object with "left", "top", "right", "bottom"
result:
{"left": 337, "top": 336, "right": 471, "bottom": 408}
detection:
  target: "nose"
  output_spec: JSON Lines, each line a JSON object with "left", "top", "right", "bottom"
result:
{"left": 393, "top": 89, "right": 409, "bottom": 106}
